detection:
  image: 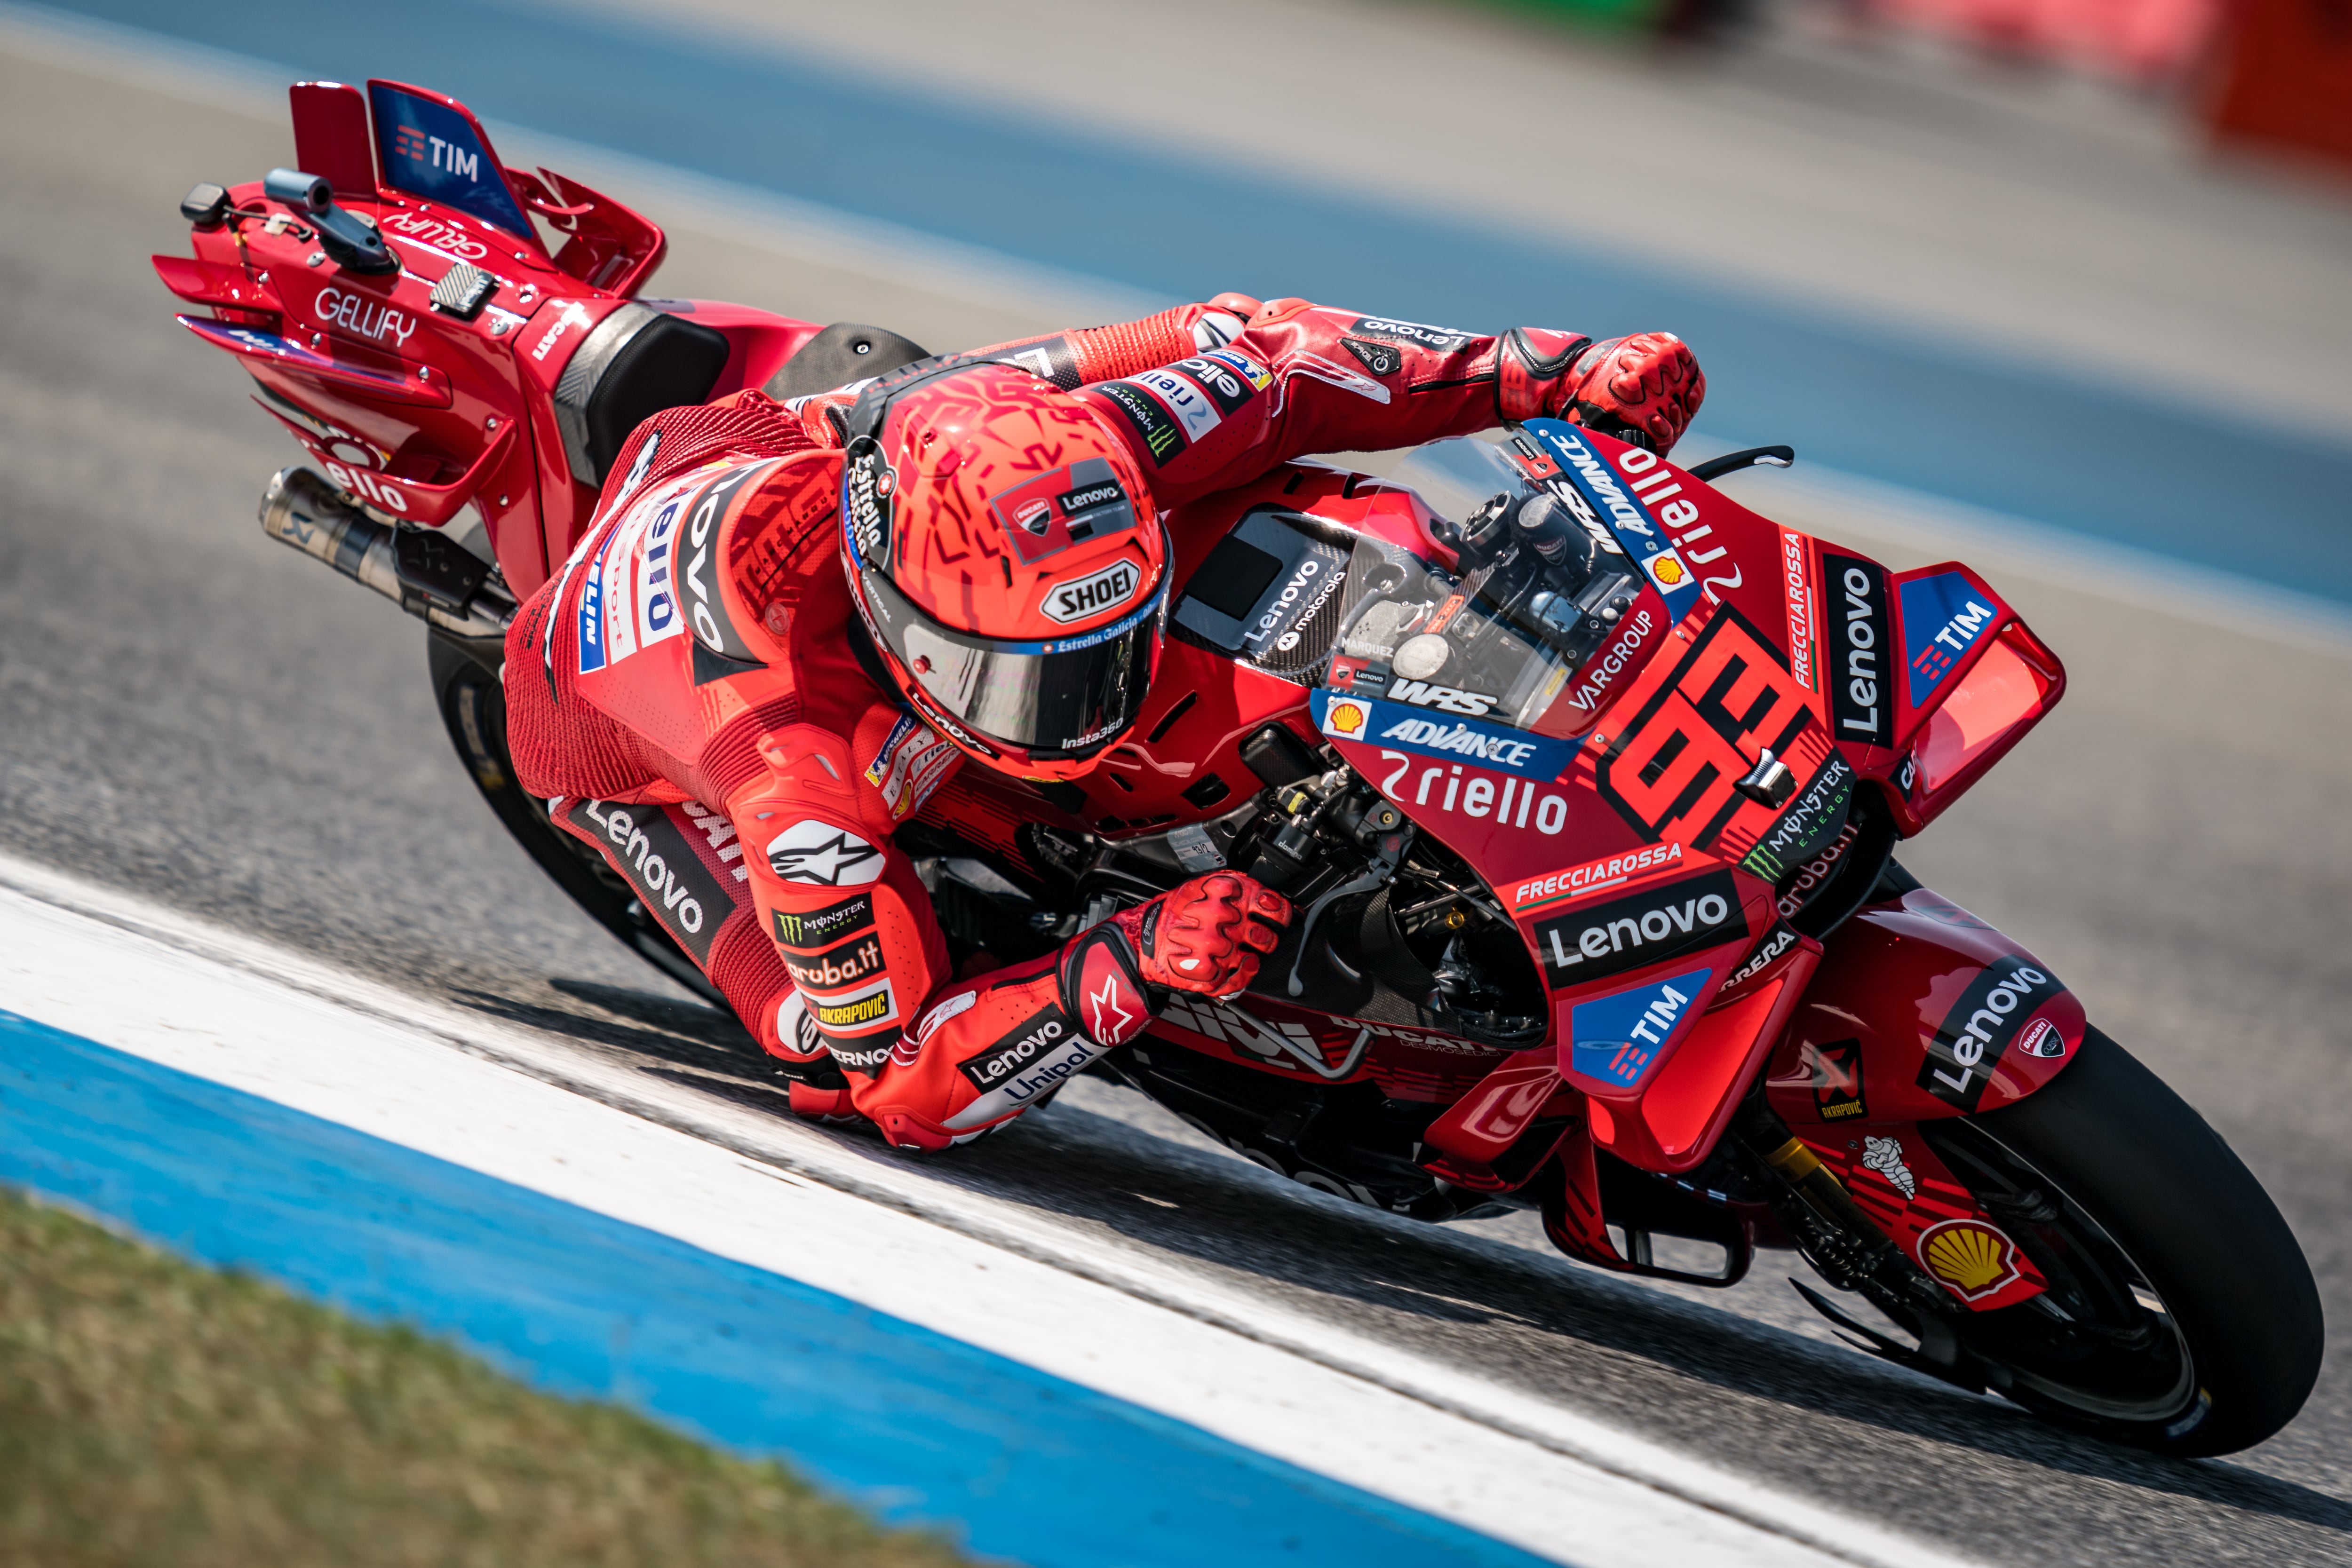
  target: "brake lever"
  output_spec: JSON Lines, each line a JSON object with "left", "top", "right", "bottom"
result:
{"left": 1285, "top": 827, "right": 1407, "bottom": 997}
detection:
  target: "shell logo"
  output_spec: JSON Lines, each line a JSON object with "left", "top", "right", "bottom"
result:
{"left": 1649, "top": 551, "right": 1689, "bottom": 587}
{"left": 1326, "top": 699, "right": 1367, "bottom": 735}
{"left": 1918, "top": 1218, "right": 2021, "bottom": 1300}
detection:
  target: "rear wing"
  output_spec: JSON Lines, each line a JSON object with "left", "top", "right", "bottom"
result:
{"left": 290, "top": 78, "right": 664, "bottom": 297}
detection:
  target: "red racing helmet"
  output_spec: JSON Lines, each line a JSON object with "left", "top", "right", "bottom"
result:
{"left": 839, "top": 360, "right": 1168, "bottom": 783}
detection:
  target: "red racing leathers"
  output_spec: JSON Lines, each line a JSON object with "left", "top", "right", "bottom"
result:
{"left": 503, "top": 296, "right": 1702, "bottom": 1148}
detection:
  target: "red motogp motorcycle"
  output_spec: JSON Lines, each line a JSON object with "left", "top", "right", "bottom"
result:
{"left": 157, "top": 79, "right": 2320, "bottom": 1457}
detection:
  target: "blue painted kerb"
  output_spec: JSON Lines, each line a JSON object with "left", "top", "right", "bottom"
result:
{"left": 0, "top": 1011, "right": 1562, "bottom": 1568}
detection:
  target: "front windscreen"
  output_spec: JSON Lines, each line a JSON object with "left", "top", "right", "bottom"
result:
{"left": 1328, "top": 438, "right": 1647, "bottom": 738}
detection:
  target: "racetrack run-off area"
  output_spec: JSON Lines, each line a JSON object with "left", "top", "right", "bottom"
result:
{"left": 1, "top": 3, "right": 2350, "bottom": 1565}
{"left": 0, "top": 855, "right": 1951, "bottom": 1568}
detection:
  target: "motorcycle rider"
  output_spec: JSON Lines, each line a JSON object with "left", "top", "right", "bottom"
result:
{"left": 504, "top": 294, "right": 1704, "bottom": 1149}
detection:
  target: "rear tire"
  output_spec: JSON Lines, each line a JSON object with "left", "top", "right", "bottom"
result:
{"left": 427, "top": 631, "right": 723, "bottom": 1005}
{"left": 1924, "top": 1026, "right": 2321, "bottom": 1456}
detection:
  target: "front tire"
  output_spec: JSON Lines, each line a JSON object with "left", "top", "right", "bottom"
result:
{"left": 1923, "top": 1026, "right": 2321, "bottom": 1456}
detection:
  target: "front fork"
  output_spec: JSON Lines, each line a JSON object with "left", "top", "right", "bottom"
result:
{"left": 1728, "top": 1093, "right": 1988, "bottom": 1390}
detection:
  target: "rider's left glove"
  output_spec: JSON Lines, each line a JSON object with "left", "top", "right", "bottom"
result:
{"left": 1499, "top": 328, "right": 1706, "bottom": 455}
{"left": 1116, "top": 873, "right": 1292, "bottom": 999}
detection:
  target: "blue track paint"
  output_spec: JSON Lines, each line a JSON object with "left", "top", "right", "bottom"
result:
{"left": 0, "top": 1011, "right": 1558, "bottom": 1568}
{"left": 53, "top": 0, "right": 2352, "bottom": 600}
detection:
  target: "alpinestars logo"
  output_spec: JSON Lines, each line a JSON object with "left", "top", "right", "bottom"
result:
{"left": 766, "top": 820, "right": 884, "bottom": 887}
{"left": 1073, "top": 933, "right": 1146, "bottom": 1046}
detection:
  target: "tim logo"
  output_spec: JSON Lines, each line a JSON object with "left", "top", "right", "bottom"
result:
{"left": 391, "top": 122, "right": 480, "bottom": 181}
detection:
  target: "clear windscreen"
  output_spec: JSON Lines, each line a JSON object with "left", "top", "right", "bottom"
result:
{"left": 1330, "top": 438, "right": 1647, "bottom": 739}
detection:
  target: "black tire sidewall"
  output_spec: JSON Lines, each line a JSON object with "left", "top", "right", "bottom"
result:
{"left": 1948, "top": 1026, "right": 2322, "bottom": 1456}
{"left": 426, "top": 631, "right": 724, "bottom": 1006}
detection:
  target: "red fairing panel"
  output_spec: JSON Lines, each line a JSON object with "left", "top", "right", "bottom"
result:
{"left": 1767, "top": 887, "right": 2086, "bottom": 1126}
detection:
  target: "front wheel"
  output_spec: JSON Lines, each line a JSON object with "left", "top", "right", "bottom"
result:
{"left": 1920, "top": 1026, "right": 2321, "bottom": 1456}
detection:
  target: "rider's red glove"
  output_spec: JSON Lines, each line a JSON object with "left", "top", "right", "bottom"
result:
{"left": 1115, "top": 873, "right": 1291, "bottom": 999}
{"left": 1499, "top": 329, "right": 1705, "bottom": 454}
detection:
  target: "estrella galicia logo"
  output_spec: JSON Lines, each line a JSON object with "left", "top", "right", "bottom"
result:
{"left": 1917, "top": 956, "right": 2061, "bottom": 1111}
{"left": 1900, "top": 570, "right": 1999, "bottom": 709}
{"left": 1309, "top": 689, "right": 1576, "bottom": 779}
{"left": 1822, "top": 552, "right": 1894, "bottom": 749}
{"left": 1568, "top": 968, "right": 1711, "bottom": 1089}
{"left": 842, "top": 437, "right": 894, "bottom": 566}
{"left": 1533, "top": 871, "right": 1747, "bottom": 991}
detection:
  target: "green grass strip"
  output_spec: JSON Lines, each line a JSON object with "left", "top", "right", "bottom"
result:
{"left": 0, "top": 1186, "right": 978, "bottom": 1568}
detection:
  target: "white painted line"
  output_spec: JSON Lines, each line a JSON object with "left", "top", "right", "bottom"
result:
{"left": 0, "top": 852, "right": 1981, "bottom": 1568}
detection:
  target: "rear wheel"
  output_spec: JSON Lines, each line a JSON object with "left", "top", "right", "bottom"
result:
{"left": 1922, "top": 1026, "right": 2321, "bottom": 1456}
{"left": 427, "top": 631, "right": 723, "bottom": 1005}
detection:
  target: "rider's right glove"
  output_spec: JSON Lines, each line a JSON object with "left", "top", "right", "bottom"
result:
{"left": 1499, "top": 328, "right": 1706, "bottom": 455}
{"left": 1113, "top": 872, "right": 1292, "bottom": 1000}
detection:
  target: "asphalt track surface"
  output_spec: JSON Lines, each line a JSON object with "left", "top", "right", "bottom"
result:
{"left": 3, "top": 18, "right": 2352, "bottom": 1568}
{"left": 29, "top": 0, "right": 2352, "bottom": 602}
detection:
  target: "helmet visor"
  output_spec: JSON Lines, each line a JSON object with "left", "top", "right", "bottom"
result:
{"left": 857, "top": 558, "right": 1164, "bottom": 757}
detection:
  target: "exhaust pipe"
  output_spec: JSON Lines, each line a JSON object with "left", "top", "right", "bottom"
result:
{"left": 259, "top": 467, "right": 515, "bottom": 640}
